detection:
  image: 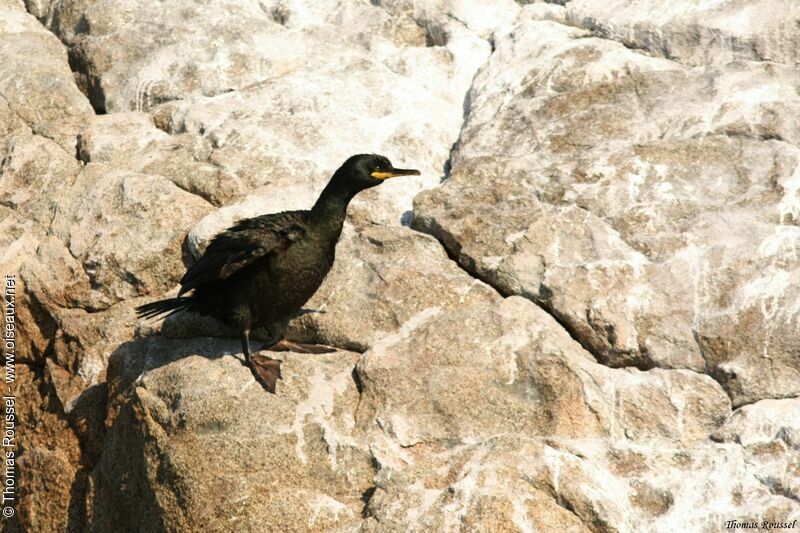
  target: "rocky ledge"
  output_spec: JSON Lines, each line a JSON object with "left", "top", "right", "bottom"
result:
{"left": 2, "top": 0, "right": 799, "bottom": 531}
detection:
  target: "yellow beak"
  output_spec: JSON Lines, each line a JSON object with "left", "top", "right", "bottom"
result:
{"left": 371, "top": 168, "right": 421, "bottom": 180}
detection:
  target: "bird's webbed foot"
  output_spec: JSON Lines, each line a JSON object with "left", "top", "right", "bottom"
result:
{"left": 264, "top": 338, "right": 336, "bottom": 354}
{"left": 247, "top": 353, "right": 283, "bottom": 393}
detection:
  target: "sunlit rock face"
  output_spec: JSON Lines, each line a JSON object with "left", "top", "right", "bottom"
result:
{"left": 414, "top": 8, "right": 800, "bottom": 408}
{"left": 4, "top": 0, "right": 800, "bottom": 530}
{"left": 43, "top": 0, "right": 520, "bottom": 224}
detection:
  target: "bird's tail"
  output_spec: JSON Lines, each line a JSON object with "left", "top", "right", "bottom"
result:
{"left": 135, "top": 297, "right": 192, "bottom": 320}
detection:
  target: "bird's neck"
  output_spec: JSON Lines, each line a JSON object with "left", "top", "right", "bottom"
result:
{"left": 309, "top": 179, "right": 357, "bottom": 239}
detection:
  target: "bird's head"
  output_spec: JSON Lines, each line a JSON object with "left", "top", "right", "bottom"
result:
{"left": 334, "top": 153, "right": 420, "bottom": 192}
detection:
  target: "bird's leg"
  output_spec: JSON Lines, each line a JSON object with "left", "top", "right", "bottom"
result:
{"left": 241, "top": 329, "right": 252, "bottom": 360}
{"left": 241, "top": 328, "right": 282, "bottom": 393}
{"left": 263, "top": 338, "right": 336, "bottom": 354}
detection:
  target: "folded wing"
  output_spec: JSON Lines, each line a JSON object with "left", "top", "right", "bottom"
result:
{"left": 178, "top": 211, "right": 308, "bottom": 296}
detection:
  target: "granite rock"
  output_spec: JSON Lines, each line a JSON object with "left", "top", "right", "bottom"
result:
{"left": 364, "top": 435, "right": 800, "bottom": 532}
{"left": 93, "top": 337, "right": 371, "bottom": 532}
{"left": 4, "top": 0, "right": 800, "bottom": 530}
{"left": 413, "top": 11, "right": 800, "bottom": 407}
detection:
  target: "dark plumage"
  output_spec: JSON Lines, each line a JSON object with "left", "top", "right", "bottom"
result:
{"left": 136, "top": 154, "right": 420, "bottom": 393}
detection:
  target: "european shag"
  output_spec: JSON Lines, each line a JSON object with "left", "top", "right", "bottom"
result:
{"left": 136, "top": 154, "right": 420, "bottom": 393}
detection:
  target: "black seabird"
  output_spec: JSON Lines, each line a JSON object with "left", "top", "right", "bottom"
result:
{"left": 136, "top": 154, "right": 420, "bottom": 393}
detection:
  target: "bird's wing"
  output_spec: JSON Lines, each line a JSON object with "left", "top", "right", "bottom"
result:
{"left": 178, "top": 211, "right": 308, "bottom": 295}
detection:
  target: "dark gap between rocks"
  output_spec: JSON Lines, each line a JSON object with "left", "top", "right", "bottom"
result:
{"left": 22, "top": 3, "right": 106, "bottom": 114}
{"left": 67, "top": 46, "right": 106, "bottom": 115}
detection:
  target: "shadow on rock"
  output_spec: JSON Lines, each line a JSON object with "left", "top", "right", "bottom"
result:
{"left": 81, "top": 330, "right": 370, "bottom": 531}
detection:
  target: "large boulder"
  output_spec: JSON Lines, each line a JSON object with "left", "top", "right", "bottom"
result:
{"left": 413, "top": 10, "right": 800, "bottom": 407}
{"left": 0, "top": 4, "right": 93, "bottom": 151}
{"left": 286, "top": 224, "right": 501, "bottom": 350}
{"left": 92, "top": 337, "right": 371, "bottom": 532}
{"left": 356, "top": 297, "right": 730, "bottom": 453}
{"left": 77, "top": 112, "right": 235, "bottom": 206}
{"left": 48, "top": 164, "right": 213, "bottom": 309}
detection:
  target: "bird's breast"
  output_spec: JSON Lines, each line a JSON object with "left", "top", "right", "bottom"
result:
{"left": 255, "top": 237, "right": 336, "bottom": 319}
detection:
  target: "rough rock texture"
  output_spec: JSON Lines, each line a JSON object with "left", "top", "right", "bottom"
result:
{"left": 0, "top": 2, "right": 92, "bottom": 152}
{"left": 93, "top": 337, "right": 370, "bottom": 532}
{"left": 712, "top": 399, "right": 800, "bottom": 504}
{"left": 565, "top": 0, "right": 800, "bottom": 66}
{"left": 51, "top": 165, "right": 213, "bottom": 307}
{"left": 3, "top": 0, "right": 800, "bottom": 530}
{"left": 38, "top": 0, "right": 521, "bottom": 224}
{"left": 413, "top": 9, "right": 800, "bottom": 408}
{"left": 364, "top": 434, "right": 799, "bottom": 532}
{"left": 357, "top": 297, "right": 731, "bottom": 448}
